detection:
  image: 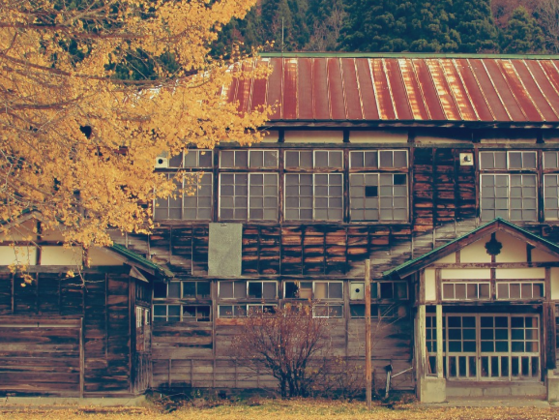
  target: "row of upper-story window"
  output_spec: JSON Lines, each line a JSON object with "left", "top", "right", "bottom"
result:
{"left": 154, "top": 149, "right": 559, "bottom": 223}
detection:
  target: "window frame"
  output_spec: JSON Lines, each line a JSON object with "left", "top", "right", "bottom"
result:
{"left": 283, "top": 280, "right": 344, "bottom": 300}
{"left": 479, "top": 149, "right": 539, "bottom": 223}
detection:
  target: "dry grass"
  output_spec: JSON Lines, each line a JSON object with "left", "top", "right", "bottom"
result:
{"left": 0, "top": 399, "right": 558, "bottom": 420}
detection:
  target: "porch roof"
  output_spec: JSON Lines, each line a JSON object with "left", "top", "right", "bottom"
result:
{"left": 383, "top": 218, "right": 559, "bottom": 279}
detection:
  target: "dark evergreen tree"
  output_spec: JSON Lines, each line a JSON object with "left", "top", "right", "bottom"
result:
{"left": 306, "top": 0, "right": 346, "bottom": 50}
{"left": 261, "top": 0, "right": 309, "bottom": 51}
{"left": 212, "top": 7, "right": 263, "bottom": 58}
{"left": 500, "top": 6, "right": 545, "bottom": 53}
{"left": 339, "top": 0, "right": 460, "bottom": 52}
{"left": 452, "top": 0, "right": 499, "bottom": 52}
{"left": 339, "top": 0, "right": 415, "bottom": 51}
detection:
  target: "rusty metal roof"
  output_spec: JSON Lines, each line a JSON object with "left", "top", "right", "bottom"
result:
{"left": 225, "top": 53, "right": 559, "bottom": 126}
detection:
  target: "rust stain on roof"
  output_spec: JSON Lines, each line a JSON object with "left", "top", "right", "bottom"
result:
{"left": 227, "top": 56, "right": 559, "bottom": 124}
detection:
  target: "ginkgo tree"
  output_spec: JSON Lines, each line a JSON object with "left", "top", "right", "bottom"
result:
{"left": 0, "top": 0, "right": 269, "bottom": 249}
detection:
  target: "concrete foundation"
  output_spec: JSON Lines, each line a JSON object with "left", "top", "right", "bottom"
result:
{"left": 417, "top": 376, "right": 446, "bottom": 403}
{"left": 547, "top": 370, "right": 559, "bottom": 402}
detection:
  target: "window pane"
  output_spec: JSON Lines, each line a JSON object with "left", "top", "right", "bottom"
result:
{"left": 263, "top": 282, "right": 277, "bottom": 299}
{"left": 168, "top": 283, "right": 181, "bottom": 298}
{"left": 329, "top": 283, "right": 343, "bottom": 299}
{"left": 314, "top": 283, "right": 327, "bottom": 299}
{"left": 248, "top": 282, "right": 262, "bottom": 298}
{"left": 183, "top": 282, "right": 196, "bottom": 298}
{"left": 234, "top": 281, "right": 246, "bottom": 298}
{"left": 220, "top": 282, "right": 233, "bottom": 298}
{"left": 154, "top": 283, "right": 167, "bottom": 299}
{"left": 197, "top": 282, "right": 210, "bottom": 298}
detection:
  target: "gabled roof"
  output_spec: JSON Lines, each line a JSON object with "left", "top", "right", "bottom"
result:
{"left": 226, "top": 53, "right": 559, "bottom": 127}
{"left": 110, "top": 243, "right": 174, "bottom": 278}
{"left": 383, "top": 218, "right": 559, "bottom": 279}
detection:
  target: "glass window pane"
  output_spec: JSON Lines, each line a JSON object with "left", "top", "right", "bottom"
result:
{"left": 220, "top": 282, "right": 233, "bottom": 298}
{"left": 329, "top": 283, "right": 343, "bottom": 299}
{"left": 263, "top": 282, "right": 277, "bottom": 299}
{"left": 234, "top": 281, "right": 246, "bottom": 298}
{"left": 168, "top": 283, "right": 180, "bottom": 298}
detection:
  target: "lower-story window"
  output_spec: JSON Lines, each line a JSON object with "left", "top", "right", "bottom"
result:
{"left": 350, "top": 304, "right": 407, "bottom": 319}
{"left": 313, "top": 304, "right": 343, "bottom": 318}
{"left": 153, "top": 304, "right": 211, "bottom": 322}
{"left": 218, "top": 304, "right": 277, "bottom": 318}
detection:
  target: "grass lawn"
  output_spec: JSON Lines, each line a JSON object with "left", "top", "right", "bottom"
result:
{"left": 1, "top": 399, "right": 559, "bottom": 420}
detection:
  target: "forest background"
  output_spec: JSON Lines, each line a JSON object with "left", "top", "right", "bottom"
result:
{"left": 212, "top": 0, "right": 559, "bottom": 57}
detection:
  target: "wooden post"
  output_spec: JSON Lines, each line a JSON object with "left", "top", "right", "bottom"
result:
{"left": 79, "top": 317, "right": 84, "bottom": 398}
{"left": 436, "top": 305, "right": 443, "bottom": 377}
{"left": 365, "top": 259, "right": 372, "bottom": 410}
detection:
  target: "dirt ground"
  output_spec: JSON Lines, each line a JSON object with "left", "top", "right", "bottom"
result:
{"left": 1, "top": 400, "right": 559, "bottom": 420}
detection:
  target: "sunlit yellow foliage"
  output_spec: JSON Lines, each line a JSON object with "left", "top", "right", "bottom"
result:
{"left": 0, "top": 0, "right": 269, "bottom": 247}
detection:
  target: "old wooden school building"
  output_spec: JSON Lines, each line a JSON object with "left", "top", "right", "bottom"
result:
{"left": 3, "top": 53, "right": 559, "bottom": 402}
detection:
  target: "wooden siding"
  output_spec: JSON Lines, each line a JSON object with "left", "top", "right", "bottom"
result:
{"left": 0, "top": 271, "right": 134, "bottom": 397}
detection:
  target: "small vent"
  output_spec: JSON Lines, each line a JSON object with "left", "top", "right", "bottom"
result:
{"left": 350, "top": 283, "right": 364, "bottom": 300}
{"left": 155, "top": 157, "right": 169, "bottom": 168}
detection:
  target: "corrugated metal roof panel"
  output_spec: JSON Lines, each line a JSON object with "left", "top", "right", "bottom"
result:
{"left": 229, "top": 55, "right": 559, "bottom": 124}
{"left": 342, "top": 58, "right": 363, "bottom": 120}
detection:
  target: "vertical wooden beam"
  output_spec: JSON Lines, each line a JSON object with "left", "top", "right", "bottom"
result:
{"left": 168, "top": 359, "right": 172, "bottom": 388}
{"left": 79, "top": 317, "right": 84, "bottom": 398}
{"left": 365, "top": 259, "right": 372, "bottom": 410}
{"left": 190, "top": 358, "right": 194, "bottom": 387}
{"left": 436, "top": 304, "right": 443, "bottom": 378}
{"left": 129, "top": 276, "right": 136, "bottom": 393}
{"left": 418, "top": 304, "right": 426, "bottom": 377}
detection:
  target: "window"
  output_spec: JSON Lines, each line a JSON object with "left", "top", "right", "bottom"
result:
{"left": 480, "top": 151, "right": 538, "bottom": 222}
{"left": 285, "top": 150, "right": 343, "bottom": 169}
{"left": 153, "top": 304, "right": 210, "bottom": 323}
{"left": 544, "top": 175, "right": 559, "bottom": 220}
{"left": 154, "top": 173, "right": 213, "bottom": 220}
{"left": 183, "top": 150, "right": 213, "bottom": 168}
{"left": 350, "top": 150, "right": 407, "bottom": 169}
{"left": 219, "top": 173, "right": 278, "bottom": 221}
{"left": 153, "top": 304, "right": 181, "bottom": 323}
{"left": 285, "top": 173, "right": 343, "bottom": 220}
{"left": 496, "top": 282, "right": 544, "bottom": 300}
{"left": 350, "top": 304, "right": 407, "bottom": 319}
{"left": 480, "top": 151, "right": 536, "bottom": 170}
{"left": 350, "top": 173, "right": 408, "bottom": 221}
{"left": 153, "top": 282, "right": 181, "bottom": 299}
{"left": 218, "top": 281, "right": 247, "bottom": 299}
{"left": 349, "top": 150, "right": 408, "bottom": 222}
{"left": 247, "top": 281, "right": 278, "bottom": 299}
{"left": 349, "top": 281, "right": 408, "bottom": 300}
{"left": 313, "top": 304, "right": 343, "bottom": 318}
{"left": 284, "top": 281, "right": 343, "bottom": 300}
{"left": 544, "top": 151, "right": 559, "bottom": 220}
{"left": 221, "top": 150, "right": 278, "bottom": 169}
{"left": 183, "top": 305, "right": 211, "bottom": 322}
{"left": 218, "top": 304, "right": 276, "bottom": 318}
{"left": 442, "top": 282, "right": 490, "bottom": 301}
{"left": 284, "top": 150, "right": 343, "bottom": 221}
{"left": 182, "top": 282, "right": 211, "bottom": 299}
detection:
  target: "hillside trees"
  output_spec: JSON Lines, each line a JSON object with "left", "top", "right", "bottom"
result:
{"left": 500, "top": 6, "right": 545, "bottom": 53}
{"left": 535, "top": 0, "right": 559, "bottom": 53}
{"left": 452, "top": 0, "right": 499, "bottom": 52}
{"left": 0, "top": 0, "right": 269, "bottom": 247}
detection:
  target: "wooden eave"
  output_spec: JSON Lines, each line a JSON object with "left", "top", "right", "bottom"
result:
{"left": 383, "top": 218, "right": 559, "bottom": 280}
